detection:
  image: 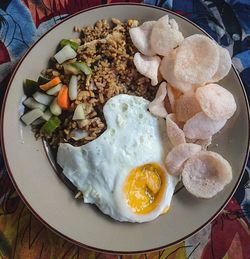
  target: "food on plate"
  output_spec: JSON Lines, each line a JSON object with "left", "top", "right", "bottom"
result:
{"left": 187, "top": 137, "right": 212, "bottom": 151}
{"left": 174, "top": 34, "right": 220, "bottom": 84}
{"left": 159, "top": 51, "right": 194, "bottom": 93}
{"left": 57, "top": 95, "right": 177, "bottom": 222}
{"left": 195, "top": 83, "right": 237, "bottom": 121}
{"left": 165, "top": 143, "right": 202, "bottom": 176}
{"left": 183, "top": 112, "right": 227, "bottom": 140}
{"left": 20, "top": 15, "right": 237, "bottom": 222}
{"left": 129, "top": 21, "right": 156, "bottom": 56}
{"left": 133, "top": 52, "right": 161, "bottom": 86}
{"left": 54, "top": 45, "right": 77, "bottom": 64}
{"left": 148, "top": 82, "right": 168, "bottom": 117}
{"left": 133, "top": 15, "right": 235, "bottom": 199}
{"left": 211, "top": 46, "right": 231, "bottom": 82}
{"left": 182, "top": 151, "right": 232, "bottom": 198}
{"left": 166, "top": 114, "right": 186, "bottom": 146}
{"left": 150, "top": 15, "right": 184, "bottom": 56}
{"left": 175, "top": 93, "right": 201, "bottom": 122}
{"left": 21, "top": 19, "right": 157, "bottom": 149}
{"left": 166, "top": 84, "right": 182, "bottom": 112}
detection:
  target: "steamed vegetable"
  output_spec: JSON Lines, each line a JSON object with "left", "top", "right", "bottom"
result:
{"left": 40, "top": 76, "right": 61, "bottom": 91}
{"left": 54, "top": 45, "right": 77, "bottom": 64}
{"left": 50, "top": 98, "right": 62, "bottom": 116}
{"left": 38, "top": 76, "right": 50, "bottom": 85}
{"left": 40, "top": 116, "right": 61, "bottom": 135}
{"left": 23, "top": 79, "right": 38, "bottom": 96}
{"left": 21, "top": 36, "right": 91, "bottom": 136}
{"left": 57, "top": 85, "right": 70, "bottom": 109}
{"left": 63, "top": 62, "right": 92, "bottom": 75}
{"left": 46, "top": 83, "right": 62, "bottom": 96}
{"left": 59, "top": 39, "right": 79, "bottom": 51}
{"left": 33, "top": 92, "right": 53, "bottom": 106}
{"left": 41, "top": 109, "right": 52, "bottom": 121}
{"left": 31, "top": 118, "right": 44, "bottom": 126}
{"left": 69, "top": 75, "right": 78, "bottom": 100}
{"left": 23, "top": 97, "right": 46, "bottom": 111}
{"left": 21, "top": 108, "right": 43, "bottom": 125}
{"left": 73, "top": 62, "right": 92, "bottom": 75}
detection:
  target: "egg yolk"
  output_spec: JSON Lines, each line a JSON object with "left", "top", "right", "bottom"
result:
{"left": 123, "top": 163, "right": 167, "bottom": 214}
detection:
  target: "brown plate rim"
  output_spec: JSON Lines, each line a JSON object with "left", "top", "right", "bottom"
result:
{"left": 1, "top": 2, "right": 250, "bottom": 255}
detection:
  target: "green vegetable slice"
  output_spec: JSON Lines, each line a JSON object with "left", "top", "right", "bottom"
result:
{"left": 38, "top": 76, "right": 50, "bottom": 85}
{"left": 23, "top": 79, "right": 38, "bottom": 96}
{"left": 63, "top": 62, "right": 92, "bottom": 75}
{"left": 21, "top": 108, "right": 43, "bottom": 126}
{"left": 54, "top": 45, "right": 77, "bottom": 64}
{"left": 40, "top": 116, "right": 61, "bottom": 135}
{"left": 59, "top": 39, "right": 79, "bottom": 51}
{"left": 73, "top": 62, "right": 92, "bottom": 75}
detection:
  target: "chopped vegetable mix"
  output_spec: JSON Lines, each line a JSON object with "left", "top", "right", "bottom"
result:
{"left": 21, "top": 38, "right": 96, "bottom": 138}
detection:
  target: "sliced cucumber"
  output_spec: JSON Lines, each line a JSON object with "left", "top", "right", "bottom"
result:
{"left": 31, "top": 118, "right": 45, "bottom": 126}
{"left": 23, "top": 79, "right": 38, "bottom": 96}
{"left": 33, "top": 91, "right": 53, "bottom": 106}
{"left": 23, "top": 97, "right": 46, "bottom": 111}
{"left": 69, "top": 75, "right": 78, "bottom": 100}
{"left": 41, "top": 109, "right": 52, "bottom": 121}
{"left": 46, "top": 83, "right": 62, "bottom": 96}
{"left": 38, "top": 75, "right": 50, "bottom": 85}
{"left": 50, "top": 98, "right": 62, "bottom": 116}
{"left": 59, "top": 39, "right": 79, "bottom": 51}
{"left": 54, "top": 45, "right": 77, "bottom": 64}
{"left": 73, "top": 62, "right": 92, "bottom": 75}
{"left": 21, "top": 108, "right": 43, "bottom": 125}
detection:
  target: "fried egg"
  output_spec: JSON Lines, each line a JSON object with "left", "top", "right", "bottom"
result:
{"left": 57, "top": 94, "right": 177, "bottom": 222}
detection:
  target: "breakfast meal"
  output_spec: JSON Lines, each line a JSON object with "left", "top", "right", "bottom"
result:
{"left": 20, "top": 15, "right": 236, "bottom": 222}
{"left": 58, "top": 94, "right": 177, "bottom": 222}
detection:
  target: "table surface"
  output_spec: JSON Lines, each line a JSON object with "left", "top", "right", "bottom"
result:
{"left": 0, "top": 1, "right": 250, "bottom": 258}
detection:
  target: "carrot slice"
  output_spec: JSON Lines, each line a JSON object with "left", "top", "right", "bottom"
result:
{"left": 39, "top": 77, "right": 61, "bottom": 91}
{"left": 57, "top": 85, "right": 70, "bottom": 109}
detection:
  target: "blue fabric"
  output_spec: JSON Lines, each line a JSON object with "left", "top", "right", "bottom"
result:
{"left": 0, "top": 0, "right": 36, "bottom": 59}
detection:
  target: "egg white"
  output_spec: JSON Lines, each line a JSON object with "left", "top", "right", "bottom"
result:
{"left": 57, "top": 94, "right": 177, "bottom": 222}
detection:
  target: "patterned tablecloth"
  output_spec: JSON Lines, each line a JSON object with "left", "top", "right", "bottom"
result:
{"left": 0, "top": 1, "right": 250, "bottom": 258}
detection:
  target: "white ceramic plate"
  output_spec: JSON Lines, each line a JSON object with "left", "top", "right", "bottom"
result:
{"left": 1, "top": 3, "right": 250, "bottom": 254}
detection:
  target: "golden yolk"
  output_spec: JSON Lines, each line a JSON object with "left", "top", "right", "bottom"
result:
{"left": 123, "top": 163, "right": 167, "bottom": 214}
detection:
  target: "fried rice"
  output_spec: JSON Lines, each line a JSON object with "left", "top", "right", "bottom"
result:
{"left": 34, "top": 18, "right": 158, "bottom": 148}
